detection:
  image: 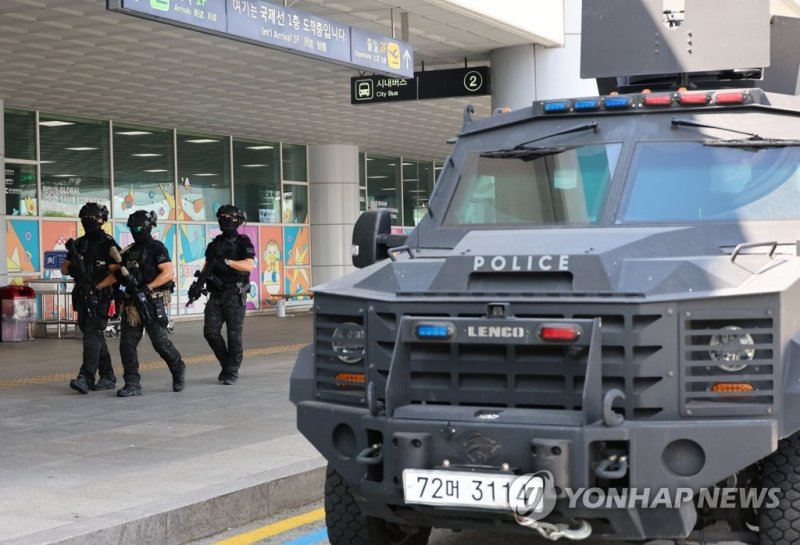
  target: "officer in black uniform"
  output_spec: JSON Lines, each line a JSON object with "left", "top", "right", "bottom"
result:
{"left": 202, "top": 205, "right": 255, "bottom": 385}
{"left": 116, "top": 210, "right": 186, "bottom": 397}
{"left": 62, "top": 202, "right": 120, "bottom": 394}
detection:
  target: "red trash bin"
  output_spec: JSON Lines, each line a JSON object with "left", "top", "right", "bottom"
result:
{"left": 0, "top": 285, "right": 36, "bottom": 342}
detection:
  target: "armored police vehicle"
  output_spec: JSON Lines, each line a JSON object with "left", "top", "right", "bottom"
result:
{"left": 291, "top": 2, "right": 800, "bottom": 543}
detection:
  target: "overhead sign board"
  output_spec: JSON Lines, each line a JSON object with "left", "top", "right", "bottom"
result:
{"left": 351, "top": 67, "right": 490, "bottom": 105}
{"left": 110, "top": 0, "right": 414, "bottom": 77}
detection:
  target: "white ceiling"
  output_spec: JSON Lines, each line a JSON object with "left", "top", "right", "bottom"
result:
{"left": 0, "top": 0, "right": 549, "bottom": 161}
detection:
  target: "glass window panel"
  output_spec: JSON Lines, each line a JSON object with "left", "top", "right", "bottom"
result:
{"left": 233, "top": 139, "right": 280, "bottom": 223}
{"left": 5, "top": 109, "right": 36, "bottom": 160}
{"left": 359, "top": 152, "right": 366, "bottom": 187}
{"left": 366, "top": 155, "right": 401, "bottom": 225}
{"left": 113, "top": 123, "right": 175, "bottom": 221}
{"left": 282, "top": 143, "right": 307, "bottom": 182}
{"left": 434, "top": 161, "right": 444, "bottom": 183}
{"left": 5, "top": 162, "right": 37, "bottom": 216}
{"left": 359, "top": 188, "right": 367, "bottom": 212}
{"left": 282, "top": 183, "right": 309, "bottom": 224}
{"left": 402, "top": 159, "right": 434, "bottom": 226}
{"left": 39, "top": 114, "right": 110, "bottom": 217}
{"left": 176, "top": 131, "right": 230, "bottom": 221}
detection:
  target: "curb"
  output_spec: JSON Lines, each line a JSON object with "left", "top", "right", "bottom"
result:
{"left": 2, "top": 458, "right": 327, "bottom": 545}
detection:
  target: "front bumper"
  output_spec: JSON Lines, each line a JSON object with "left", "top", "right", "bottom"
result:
{"left": 297, "top": 400, "right": 777, "bottom": 539}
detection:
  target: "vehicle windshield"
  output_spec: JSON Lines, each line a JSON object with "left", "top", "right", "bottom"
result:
{"left": 620, "top": 143, "right": 800, "bottom": 222}
{"left": 444, "top": 144, "right": 622, "bottom": 226}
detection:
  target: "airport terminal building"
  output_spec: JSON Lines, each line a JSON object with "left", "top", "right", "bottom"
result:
{"left": 1, "top": 0, "right": 798, "bottom": 319}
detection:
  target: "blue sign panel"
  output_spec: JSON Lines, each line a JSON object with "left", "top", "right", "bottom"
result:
{"left": 120, "top": 0, "right": 227, "bottom": 32}
{"left": 351, "top": 27, "right": 413, "bottom": 78}
{"left": 44, "top": 251, "right": 68, "bottom": 270}
{"left": 110, "top": 0, "right": 414, "bottom": 77}
{"left": 227, "top": 0, "right": 350, "bottom": 63}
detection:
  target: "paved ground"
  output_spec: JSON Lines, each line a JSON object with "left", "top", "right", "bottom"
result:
{"left": 0, "top": 310, "right": 323, "bottom": 545}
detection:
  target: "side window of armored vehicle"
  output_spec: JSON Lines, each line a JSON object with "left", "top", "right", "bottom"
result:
{"left": 444, "top": 144, "right": 622, "bottom": 226}
{"left": 620, "top": 143, "right": 800, "bottom": 223}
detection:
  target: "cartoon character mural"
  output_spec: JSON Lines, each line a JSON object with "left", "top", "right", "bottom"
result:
{"left": 41, "top": 220, "right": 78, "bottom": 320}
{"left": 259, "top": 226, "right": 283, "bottom": 307}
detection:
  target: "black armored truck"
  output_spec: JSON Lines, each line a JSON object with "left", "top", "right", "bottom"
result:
{"left": 291, "top": 2, "right": 800, "bottom": 543}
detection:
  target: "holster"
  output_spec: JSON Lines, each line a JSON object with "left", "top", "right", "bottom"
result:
{"left": 149, "top": 290, "right": 171, "bottom": 327}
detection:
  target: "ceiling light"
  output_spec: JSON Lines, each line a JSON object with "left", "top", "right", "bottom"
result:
{"left": 368, "top": 175, "right": 389, "bottom": 179}
{"left": 117, "top": 131, "right": 153, "bottom": 136}
{"left": 65, "top": 147, "right": 98, "bottom": 151}
{"left": 379, "top": 187, "right": 396, "bottom": 191}
{"left": 143, "top": 169, "right": 168, "bottom": 173}
{"left": 39, "top": 120, "right": 74, "bottom": 127}
{"left": 193, "top": 173, "right": 218, "bottom": 177}
{"left": 39, "top": 160, "right": 55, "bottom": 164}
{"left": 53, "top": 174, "right": 77, "bottom": 178}
{"left": 246, "top": 145, "right": 274, "bottom": 150}
{"left": 242, "top": 164, "right": 268, "bottom": 168}
{"left": 404, "top": 178, "right": 419, "bottom": 182}
{"left": 185, "top": 139, "right": 219, "bottom": 144}
{"left": 402, "top": 162, "right": 415, "bottom": 166}
{"left": 131, "top": 153, "right": 162, "bottom": 157}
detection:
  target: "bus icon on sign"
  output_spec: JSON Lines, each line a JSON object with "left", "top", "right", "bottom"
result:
{"left": 356, "top": 79, "right": 373, "bottom": 100}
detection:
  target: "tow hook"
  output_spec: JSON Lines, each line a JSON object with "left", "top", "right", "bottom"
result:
{"left": 594, "top": 455, "right": 629, "bottom": 480}
{"left": 516, "top": 518, "right": 593, "bottom": 541}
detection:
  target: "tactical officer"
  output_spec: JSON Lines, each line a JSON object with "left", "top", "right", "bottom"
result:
{"left": 116, "top": 210, "right": 186, "bottom": 397}
{"left": 62, "top": 202, "right": 120, "bottom": 394}
{"left": 202, "top": 205, "right": 255, "bottom": 385}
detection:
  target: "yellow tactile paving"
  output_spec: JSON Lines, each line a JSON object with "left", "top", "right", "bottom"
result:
{"left": 0, "top": 343, "right": 307, "bottom": 390}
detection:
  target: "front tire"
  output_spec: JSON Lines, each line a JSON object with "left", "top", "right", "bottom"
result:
{"left": 325, "top": 465, "right": 431, "bottom": 545}
{"left": 760, "top": 434, "right": 800, "bottom": 544}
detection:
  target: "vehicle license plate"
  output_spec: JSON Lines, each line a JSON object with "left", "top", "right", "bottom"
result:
{"left": 402, "top": 469, "right": 527, "bottom": 510}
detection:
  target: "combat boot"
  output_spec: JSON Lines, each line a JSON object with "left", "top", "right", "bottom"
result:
{"left": 116, "top": 384, "right": 142, "bottom": 397}
{"left": 172, "top": 368, "right": 185, "bottom": 392}
{"left": 92, "top": 377, "right": 116, "bottom": 391}
{"left": 69, "top": 375, "right": 91, "bottom": 395}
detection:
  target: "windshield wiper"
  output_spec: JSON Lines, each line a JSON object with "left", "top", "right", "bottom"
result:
{"left": 671, "top": 117, "right": 762, "bottom": 139}
{"left": 703, "top": 138, "right": 800, "bottom": 148}
{"left": 514, "top": 121, "right": 599, "bottom": 148}
{"left": 480, "top": 146, "right": 568, "bottom": 160}
{"left": 480, "top": 121, "right": 598, "bottom": 161}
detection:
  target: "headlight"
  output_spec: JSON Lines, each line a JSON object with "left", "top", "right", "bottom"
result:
{"left": 708, "top": 325, "right": 754, "bottom": 372}
{"left": 331, "top": 322, "right": 365, "bottom": 364}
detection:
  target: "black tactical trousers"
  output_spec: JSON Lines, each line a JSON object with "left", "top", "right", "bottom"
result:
{"left": 203, "top": 289, "right": 246, "bottom": 378}
{"left": 76, "top": 301, "right": 116, "bottom": 384}
{"left": 119, "top": 313, "right": 184, "bottom": 387}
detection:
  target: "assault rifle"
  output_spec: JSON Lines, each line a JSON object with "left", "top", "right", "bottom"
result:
{"left": 186, "top": 236, "right": 237, "bottom": 307}
{"left": 65, "top": 238, "right": 100, "bottom": 318}
{"left": 109, "top": 246, "right": 153, "bottom": 325}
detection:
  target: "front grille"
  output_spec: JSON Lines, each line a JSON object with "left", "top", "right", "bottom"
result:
{"left": 367, "top": 302, "right": 674, "bottom": 420}
{"left": 680, "top": 311, "right": 777, "bottom": 416}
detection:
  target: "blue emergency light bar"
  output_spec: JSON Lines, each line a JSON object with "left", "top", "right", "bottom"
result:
{"left": 543, "top": 100, "right": 570, "bottom": 113}
{"left": 573, "top": 99, "right": 600, "bottom": 111}
{"left": 603, "top": 96, "right": 632, "bottom": 109}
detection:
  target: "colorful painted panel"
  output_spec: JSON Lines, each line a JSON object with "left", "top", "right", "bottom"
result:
{"left": 6, "top": 219, "right": 39, "bottom": 273}
{"left": 283, "top": 226, "right": 310, "bottom": 266}
{"left": 177, "top": 224, "right": 207, "bottom": 315}
{"left": 114, "top": 183, "right": 176, "bottom": 221}
{"left": 284, "top": 267, "right": 312, "bottom": 301}
{"left": 259, "top": 226, "right": 283, "bottom": 308}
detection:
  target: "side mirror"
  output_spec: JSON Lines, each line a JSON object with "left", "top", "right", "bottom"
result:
{"left": 352, "top": 210, "right": 392, "bottom": 268}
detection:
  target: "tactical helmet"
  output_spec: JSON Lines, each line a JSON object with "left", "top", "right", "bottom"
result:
{"left": 79, "top": 202, "right": 109, "bottom": 222}
{"left": 126, "top": 210, "right": 157, "bottom": 233}
{"left": 216, "top": 204, "right": 247, "bottom": 225}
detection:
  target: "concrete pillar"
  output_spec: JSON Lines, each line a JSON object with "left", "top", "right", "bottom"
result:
{"left": 307, "top": 144, "right": 360, "bottom": 286}
{"left": 489, "top": 1, "right": 598, "bottom": 109}
{"left": 490, "top": 45, "right": 538, "bottom": 111}
{"left": 0, "top": 100, "right": 6, "bottom": 286}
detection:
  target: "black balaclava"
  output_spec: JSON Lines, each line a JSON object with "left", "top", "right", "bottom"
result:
{"left": 219, "top": 219, "right": 239, "bottom": 237}
{"left": 132, "top": 230, "right": 152, "bottom": 245}
{"left": 81, "top": 217, "right": 102, "bottom": 234}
